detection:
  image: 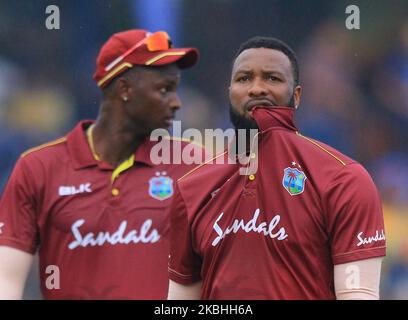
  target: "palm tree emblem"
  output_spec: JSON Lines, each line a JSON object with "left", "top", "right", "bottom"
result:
{"left": 282, "top": 167, "right": 307, "bottom": 195}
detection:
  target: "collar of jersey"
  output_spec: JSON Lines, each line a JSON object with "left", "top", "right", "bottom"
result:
{"left": 66, "top": 120, "right": 155, "bottom": 170}
{"left": 251, "top": 106, "right": 298, "bottom": 133}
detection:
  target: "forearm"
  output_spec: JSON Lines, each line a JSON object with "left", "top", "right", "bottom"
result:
{"left": 168, "top": 280, "right": 202, "bottom": 300}
{"left": 0, "top": 246, "right": 34, "bottom": 299}
{"left": 334, "top": 257, "right": 383, "bottom": 300}
{"left": 0, "top": 276, "right": 26, "bottom": 299}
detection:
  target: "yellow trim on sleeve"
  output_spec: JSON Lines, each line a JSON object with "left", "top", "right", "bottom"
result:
{"left": 164, "top": 136, "right": 206, "bottom": 149}
{"left": 20, "top": 137, "right": 67, "bottom": 158}
{"left": 165, "top": 136, "right": 193, "bottom": 143}
{"left": 97, "top": 62, "right": 133, "bottom": 87}
{"left": 111, "top": 154, "right": 135, "bottom": 183}
{"left": 296, "top": 132, "right": 346, "bottom": 166}
{"left": 178, "top": 151, "right": 228, "bottom": 181}
{"left": 145, "top": 52, "right": 186, "bottom": 65}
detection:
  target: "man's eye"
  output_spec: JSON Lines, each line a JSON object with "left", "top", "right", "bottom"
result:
{"left": 237, "top": 76, "right": 249, "bottom": 82}
{"left": 268, "top": 75, "right": 281, "bottom": 82}
{"left": 160, "top": 87, "right": 169, "bottom": 94}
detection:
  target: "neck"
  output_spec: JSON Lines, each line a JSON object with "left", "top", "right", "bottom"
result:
{"left": 90, "top": 112, "right": 147, "bottom": 167}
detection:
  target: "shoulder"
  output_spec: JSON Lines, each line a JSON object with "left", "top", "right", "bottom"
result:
{"left": 5, "top": 136, "right": 67, "bottom": 189}
{"left": 292, "top": 132, "right": 355, "bottom": 167}
{"left": 18, "top": 137, "right": 67, "bottom": 167}
{"left": 294, "top": 133, "right": 377, "bottom": 184}
{"left": 177, "top": 150, "right": 230, "bottom": 183}
{"left": 20, "top": 136, "right": 67, "bottom": 160}
{"left": 175, "top": 150, "right": 238, "bottom": 202}
{"left": 172, "top": 150, "right": 235, "bottom": 216}
{"left": 164, "top": 136, "right": 206, "bottom": 150}
{"left": 331, "top": 161, "right": 377, "bottom": 188}
{"left": 293, "top": 134, "right": 376, "bottom": 186}
{"left": 272, "top": 131, "right": 376, "bottom": 193}
{"left": 158, "top": 136, "right": 211, "bottom": 170}
{"left": 321, "top": 161, "right": 381, "bottom": 212}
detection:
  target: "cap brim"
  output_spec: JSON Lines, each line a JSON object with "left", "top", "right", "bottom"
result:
{"left": 143, "top": 48, "right": 199, "bottom": 69}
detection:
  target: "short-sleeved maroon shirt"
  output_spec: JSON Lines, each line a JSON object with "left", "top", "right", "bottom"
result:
{"left": 0, "top": 120, "right": 203, "bottom": 299}
{"left": 168, "top": 107, "right": 386, "bottom": 300}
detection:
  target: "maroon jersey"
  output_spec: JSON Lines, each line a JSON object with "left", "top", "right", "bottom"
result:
{"left": 0, "top": 121, "right": 204, "bottom": 299}
{"left": 168, "top": 107, "right": 386, "bottom": 300}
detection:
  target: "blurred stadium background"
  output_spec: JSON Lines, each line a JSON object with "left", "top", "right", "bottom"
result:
{"left": 0, "top": 0, "right": 407, "bottom": 299}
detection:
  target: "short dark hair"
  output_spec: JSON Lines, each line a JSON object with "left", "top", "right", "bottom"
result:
{"left": 234, "top": 36, "right": 299, "bottom": 86}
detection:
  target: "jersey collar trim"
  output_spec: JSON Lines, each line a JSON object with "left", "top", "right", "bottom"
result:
{"left": 66, "top": 120, "right": 155, "bottom": 170}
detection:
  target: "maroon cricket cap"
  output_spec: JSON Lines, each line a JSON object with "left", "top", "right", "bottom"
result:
{"left": 93, "top": 29, "right": 199, "bottom": 89}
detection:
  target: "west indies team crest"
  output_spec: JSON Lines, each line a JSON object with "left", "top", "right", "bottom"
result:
{"left": 282, "top": 162, "right": 307, "bottom": 196}
{"left": 149, "top": 171, "right": 173, "bottom": 201}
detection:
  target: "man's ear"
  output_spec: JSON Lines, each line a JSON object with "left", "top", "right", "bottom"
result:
{"left": 294, "top": 85, "right": 302, "bottom": 110}
{"left": 115, "top": 77, "right": 132, "bottom": 101}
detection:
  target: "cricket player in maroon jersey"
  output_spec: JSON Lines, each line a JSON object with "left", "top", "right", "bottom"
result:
{"left": 167, "top": 37, "right": 386, "bottom": 300}
{"left": 0, "top": 29, "right": 203, "bottom": 299}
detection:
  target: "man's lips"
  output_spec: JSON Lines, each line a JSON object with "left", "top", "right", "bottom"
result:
{"left": 245, "top": 99, "right": 275, "bottom": 111}
{"left": 165, "top": 113, "right": 175, "bottom": 120}
{"left": 164, "top": 115, "right": 175, "bottom": 125}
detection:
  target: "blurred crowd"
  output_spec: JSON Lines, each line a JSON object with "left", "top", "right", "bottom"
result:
{"left": 0, "top": 0, "right": 407, "bottom": 299}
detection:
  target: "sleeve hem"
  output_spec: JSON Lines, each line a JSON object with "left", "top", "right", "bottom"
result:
{"left": 333, "top": 247, "right": 386, "bottom": 265}
{"left": 168, "top": 268, "right": 201, "bottom": 285}
{"left": 0, "top": 237, "right": 36, "bottom": 254}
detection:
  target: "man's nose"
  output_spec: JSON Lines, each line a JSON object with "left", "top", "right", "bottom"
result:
{"left": 248, "top": 78, "right": 267, "bottom": 97}
{"left": 170, "top": 93, "right": 181, "bottom": 111}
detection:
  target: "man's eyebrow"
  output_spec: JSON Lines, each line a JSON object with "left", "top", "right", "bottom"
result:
{"left": 233, "top": 69, "right": 285, "bottom": 75}
{"left": 261, "top": 70, "right": 285, "bottom": 74}
{"left": 158, "top": 74, "right": 181, "bottom": 81}
{"left": 233, "top": 69, "right": 253, "bottom": 74}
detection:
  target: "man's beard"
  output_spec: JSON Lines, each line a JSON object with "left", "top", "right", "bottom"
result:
{"left": 229, "top": 104, "right": 259, "bottom": 130}
{"left": 229, "top": 94, "right": 296, "bottom": 130}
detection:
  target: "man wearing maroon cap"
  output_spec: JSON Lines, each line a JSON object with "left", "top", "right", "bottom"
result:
{"left": 0, "top": 29, "right": 201, "bottom": 299}
{"left": 167, "top": 37, "right": 386, "bottom": 300}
